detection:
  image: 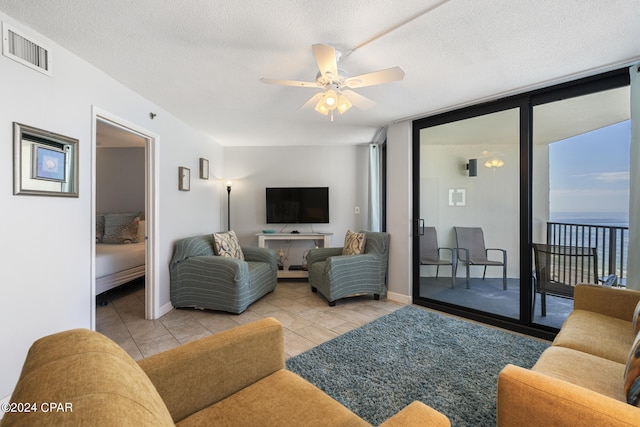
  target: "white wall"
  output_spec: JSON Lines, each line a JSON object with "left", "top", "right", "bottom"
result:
{"left": 533, "top": 144, "right": 550, "bottom": 243}
{"left": 96, "top": 147, "right": 145, "bottom": 213}
{"left": 0, "top": 13, "right": 224, "bottom": 402}
{"left": 223, "top": 145, "right": 370, "bottom": 267}
{"left": 386, "top": 121, "right": 413, "bottom": 303}
{"left": 421, "top": 143, "right": 520, "bottom": 278}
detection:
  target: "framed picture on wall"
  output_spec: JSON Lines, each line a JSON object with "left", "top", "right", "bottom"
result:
{"left": 32, "top": 145, "right": 67, "bottom": 182}
{"left": 199, "top": 158, "right": 209, "bottom": 179}
{"left": 179, "top": 167, "right": 190, "bottom": 191}
{"left": 13, "top": 122, "right": 78, "bottom": 197}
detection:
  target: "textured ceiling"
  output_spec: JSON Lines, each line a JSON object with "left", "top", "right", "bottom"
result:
{"left": 1, "top": 0, "right": 640, "bottom": 147}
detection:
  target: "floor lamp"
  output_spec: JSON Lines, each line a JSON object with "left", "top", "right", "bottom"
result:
{"left": 226, "top": 180, "right": 232, "bottom": 231}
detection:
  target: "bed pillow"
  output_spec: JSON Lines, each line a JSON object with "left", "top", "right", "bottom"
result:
{"left": 137, "top": 220, "right": 146, "bottom": 243}
{"left": 103, "top": 213, "right": 140, "bottom": 244}
{"left": 96, "top": 213, "right": 105, "bottom": 243}
{"left": 342, "top": 230, "right": 366, "bottom": 255}
{"left": 213, "top": 230, "right": 244, "bottom": 260}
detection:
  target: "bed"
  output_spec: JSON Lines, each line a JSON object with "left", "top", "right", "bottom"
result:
{"left": 96, "top": 214, "right": 145, "bottom": 295}
{"left": 96, "top": 241, "right": 146, "bottom": 294}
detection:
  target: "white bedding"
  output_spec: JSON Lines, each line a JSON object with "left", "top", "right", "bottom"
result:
{"left": 96, "top": 242, "right": 145, "bottom": 294}
{"left": 96, "top": 242, "right": 145, "bottom": 278}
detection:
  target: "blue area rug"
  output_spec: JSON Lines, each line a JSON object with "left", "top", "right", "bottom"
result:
{"left": 286, "top": 305, "right": 549, "bottom": 426}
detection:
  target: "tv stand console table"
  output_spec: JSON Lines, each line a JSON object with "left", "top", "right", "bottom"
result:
{"left": 256, "top": 232, "right": 333, "bottom": 279}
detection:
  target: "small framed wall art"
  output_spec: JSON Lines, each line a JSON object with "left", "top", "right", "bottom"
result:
{"left": 199, "top": 158, "right": 209, "bottom": 179}
{"left": 179, "top": 167, "right": 190, "bottom": 191}
{"left": 13, "top": 122, "right": 79, "bottom": 197}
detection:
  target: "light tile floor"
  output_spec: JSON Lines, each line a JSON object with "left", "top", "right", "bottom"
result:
{"left": 96, "top": 279, "right": 404, "bottom": 360}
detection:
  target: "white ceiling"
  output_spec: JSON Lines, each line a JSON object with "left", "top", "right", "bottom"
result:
{"left": 1, "top": 0, "right": 640, "bottom": 147}
{"left": 421, "top": 86, "right": 631, "bottom": 146}
{"left": 96, "top": 120, "right": 147, "bottom": 148}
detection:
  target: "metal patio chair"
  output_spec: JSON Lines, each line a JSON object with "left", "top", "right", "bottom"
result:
{"left": 532, "top": 243, "right": 598, "bottom": 317}
{"left": 454, "top": 226, "right": 508, "bottom": 290}
{"left": 420, "top": 226, "right": 456, "bottom": 287}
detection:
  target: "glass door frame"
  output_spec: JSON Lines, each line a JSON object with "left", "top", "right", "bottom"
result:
{"left": 411, "top": 68, "right": 629, "bottom": 340}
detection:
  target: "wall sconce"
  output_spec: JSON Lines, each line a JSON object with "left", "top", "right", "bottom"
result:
{"left": 466, "top": 159, "right": 477, "bottom": 177}
{"left": 484, "top": 158, "right": 504, "bottom": 169}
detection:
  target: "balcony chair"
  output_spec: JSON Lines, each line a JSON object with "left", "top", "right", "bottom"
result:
{"left": 454, "top": 226, "right": 507, "bottom": 290}
{"left": 307, "top": 231, "right": 390, "bottom": 306}
{"left": 532, "top": 243, "right": 598, "bottom": 317}
{"left": 420, "top": 226, "right": 456, "bottom": 287}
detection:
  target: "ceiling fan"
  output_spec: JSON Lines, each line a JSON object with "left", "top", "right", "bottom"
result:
{"left": 261, "top": 44, "right": 405, "bottom": 120}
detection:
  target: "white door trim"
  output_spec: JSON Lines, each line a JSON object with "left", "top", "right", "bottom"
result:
{"left": 91, "top": 107, "right": 161, "bottom": 327}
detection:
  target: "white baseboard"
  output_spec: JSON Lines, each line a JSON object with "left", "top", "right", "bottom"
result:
{"left": 158, "top": 301, "right": 173, "bottom": 318}
{"left": 387, "top": 291, "right": 411, "bottom": 305}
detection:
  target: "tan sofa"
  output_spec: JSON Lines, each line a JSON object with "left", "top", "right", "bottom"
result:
{"left": 1, "top": 318, "right": 449, "bottom": 426}
{"left": 497, "top": 284, "right": 640, "bottom": 426}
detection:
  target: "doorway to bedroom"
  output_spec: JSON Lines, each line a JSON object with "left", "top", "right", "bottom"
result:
{"left": 92, "top": 110, "right": 159, "bottom": 327}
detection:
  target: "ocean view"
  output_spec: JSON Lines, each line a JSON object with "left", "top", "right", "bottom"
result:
{"left": 548, "top": 211, "right": 629, "bottom": 280}
{"left": 550, "top": 211, "right": 629, "bottom": 228}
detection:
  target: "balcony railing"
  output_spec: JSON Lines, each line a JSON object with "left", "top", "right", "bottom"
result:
{"left": 546, "top": 221, "right": 629, "bottom": 285}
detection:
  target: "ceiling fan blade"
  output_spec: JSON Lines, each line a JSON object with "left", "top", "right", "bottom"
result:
{"left": 312, "top": 44, "right": 339, "bottom": 82}
{"left": 300, "top": 92, "right": 324, "bottom": 109}
{"left": 260, "top": 78, "right": 320, "bottom": 88}
{"left": 344, "top": 66, "right": 405, "bottom": 88}
{"left": 341, "top": 89, "right": 376, "bottom": 110}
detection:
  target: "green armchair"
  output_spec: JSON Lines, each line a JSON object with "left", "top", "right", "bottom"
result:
{"left": 307, "top": 231, "right": 390, "bottom": 306}
{"left": 170, "top": 234, "right": 277, "bottom": 314}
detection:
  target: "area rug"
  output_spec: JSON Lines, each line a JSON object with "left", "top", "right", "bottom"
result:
{"left": 286, "top": 305, "right": 549, "bottom": 426}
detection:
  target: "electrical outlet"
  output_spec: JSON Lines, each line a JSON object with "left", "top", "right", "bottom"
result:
{"left": 354, "top": 206, "right": 360, "bottom": 214}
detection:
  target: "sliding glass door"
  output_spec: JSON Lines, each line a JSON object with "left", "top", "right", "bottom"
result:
{"left": 412, "top": 68, "right": 630, "bottom": 336}
{"left": 531, "top": 84, "right": 631, "bottom": 329}
{"left": 414, "top": 105, "right": 522, "bottom": 321}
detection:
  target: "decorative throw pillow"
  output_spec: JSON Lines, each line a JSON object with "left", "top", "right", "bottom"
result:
{"left": 342, "top": 230, "right": 366, "bottom": 255}
{"left": 633, "top": 301, "right": 640, "bottom": 336}
{"left": 137, "top": 220, "right": 145, "bottom": 243}
{"left": 624, "top": 332, "right": 640, "bottom": 406}
{"left": 213, "top": 230, "right": 244, "bottom": 260}
{"left": 96, "top": 213, "right": 105, "bottom": 243}
{"left": 103, "top": 213, "right": 140, "bottom": 244}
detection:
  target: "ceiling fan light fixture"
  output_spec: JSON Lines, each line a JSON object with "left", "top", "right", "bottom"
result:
{"left": 484, "top": 158, "right": 504, "bottom": 168}
{"left": 322, "top": 89, "right": 338, "bottom": 109}
{"left": 337, "top": 94, "right": 352, "bottom": 114}
{"left": 314, "top": 98, "right": 329, "bottom": 115}
{"left": 262, "top": 43, "right": 405, "bottom": 119}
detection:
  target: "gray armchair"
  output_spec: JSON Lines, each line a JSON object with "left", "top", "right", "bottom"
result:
{"left": 307, "top": 231, "right": 390, "bottom": 306}
{"left": 170, "top": 234, "right": 277, "bottom": 314}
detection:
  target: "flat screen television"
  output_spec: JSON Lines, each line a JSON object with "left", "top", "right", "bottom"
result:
{"left": 266, "top": 187, "right": 329, "bottom": 224}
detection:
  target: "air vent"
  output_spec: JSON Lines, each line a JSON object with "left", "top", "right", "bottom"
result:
{"left": 2, "top": 22, "right": 52, "bottom": 76}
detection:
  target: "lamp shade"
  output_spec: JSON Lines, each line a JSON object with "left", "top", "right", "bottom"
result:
{"left": 322, "top": 89, "right": 338, "bottom": 110}
{"left": 314, "top": 100, "right": 329, "bottom": 115}
{"left": 337, "top": 94, "right": 352, "bottom": 114}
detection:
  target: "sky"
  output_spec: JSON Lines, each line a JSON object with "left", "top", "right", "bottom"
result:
{"left": 549, "top": 120, "right": 630, "bottom": 216}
